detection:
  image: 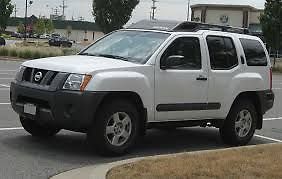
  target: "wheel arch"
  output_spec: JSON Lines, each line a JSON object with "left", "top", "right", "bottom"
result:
{"left": 96, "top": 91, "right": 148, "bottom": 135}
{"left": 229, "top": 91, "right": 263, "bottom": 129}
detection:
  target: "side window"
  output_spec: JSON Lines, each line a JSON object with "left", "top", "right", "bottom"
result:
{"left": 240, "top": 38, "right": 268, "bottom": 66}
{"left": 207, "top": 36, "right": 238, "bottom": 70}
{"left": 161, "top": 37, "right": 202, "bottom": 70}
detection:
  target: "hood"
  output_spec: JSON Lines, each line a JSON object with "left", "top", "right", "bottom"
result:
{"left": 22, "top": 55, "right": 142, "bottom": 74}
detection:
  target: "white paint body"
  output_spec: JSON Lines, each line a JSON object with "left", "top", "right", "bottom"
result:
{"left": 22, "top": 30, "right": 271, "bottom": 123}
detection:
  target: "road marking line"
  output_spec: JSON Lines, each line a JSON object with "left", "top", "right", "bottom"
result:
{"left": 0, "top": 103, "right": 10, "bottom": 105}
{"left": 255, "top": 134, "right": 282, "bottom": 143}
{"left": 273, "top": 88, "right": 282, "bottom": 90}
{"left": 264, "top": 117, "right": 282, "bottom": 121}
{"left": 0, "top": 78, "right": 14, "bottom": 80}
{"left": 0, "top": 84, "right": 10, "bottom": 88}
{"left": 0, "top": 127, "right": 23, "bottom": 131}
{"left": 0, "top": 70, "right": 17, "bottom": 72}
{"left": 0, "top": 73, "right": 14, "bottom": 75}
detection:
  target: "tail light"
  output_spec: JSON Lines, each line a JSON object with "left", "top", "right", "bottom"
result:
{"left": 270, "top": 67, "right": 273, "bottom": 90}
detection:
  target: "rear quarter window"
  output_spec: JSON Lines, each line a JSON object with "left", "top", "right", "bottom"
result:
{"left": 240, "top": 38, "right": 268, "bottom": 66}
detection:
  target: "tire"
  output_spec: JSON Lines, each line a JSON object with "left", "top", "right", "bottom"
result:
{"left": 20, "top": 116, "right": 60, "bottom": 137}
{"left": 220, "top": 99, "right": 257, "bottom": 146}
{"left": 87, "top": 99, "right": 140, "bottom": 156}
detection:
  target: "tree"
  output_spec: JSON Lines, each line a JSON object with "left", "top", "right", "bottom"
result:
{"left": 0, "top": 0, "right": 14, "bottom": 33}
{"left": 17, "top": 23, "right": 25, "bottom": 33}
{"left": 92, "top": 0, "right": 139, "bottom": 33}
{"left": 34, "top": 18, "right": 45, "bottom": 35}
{"left": 45, "top": 19, "right": 54, "bottom": 34}
{"left": 260, "top": 0, "right": 282, "bottom": 66}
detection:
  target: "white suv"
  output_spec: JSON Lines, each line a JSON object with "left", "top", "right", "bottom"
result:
{"left": 10, "top": 21, "right": 274, "bottom": 155}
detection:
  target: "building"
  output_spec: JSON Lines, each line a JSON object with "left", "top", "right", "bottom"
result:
{"left": 6, "top": 16, "right": 104, "bottom": 42}
{"left": 191, "top": 4, "right": 263, "bottom": 28}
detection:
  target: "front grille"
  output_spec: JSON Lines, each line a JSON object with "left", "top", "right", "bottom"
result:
{"left": 22, "top": 67, "right": 58, "bottom": 86}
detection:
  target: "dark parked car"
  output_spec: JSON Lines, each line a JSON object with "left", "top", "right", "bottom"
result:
{"left": 48, "top": 37, "right": 72, "bottom": 47}
{"left": 0, "top": 37, "right": 6, "bottom": 46}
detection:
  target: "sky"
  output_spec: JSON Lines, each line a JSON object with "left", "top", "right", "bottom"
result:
{"left": 10, "top": 0, "right": 266, "bottom": 23}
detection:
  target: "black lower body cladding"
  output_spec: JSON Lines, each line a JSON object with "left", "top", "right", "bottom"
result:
{"left": 257, "top": 90, "right": 275, "bottom": 114}
{"left": 10, "top": 82, "right": 107, "bottom": 132}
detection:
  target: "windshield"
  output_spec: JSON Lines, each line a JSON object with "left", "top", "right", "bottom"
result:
{"left": 80, "top": 30, "right": 170, "bottom": 64}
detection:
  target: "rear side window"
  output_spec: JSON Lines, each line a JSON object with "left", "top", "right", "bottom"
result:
{"left": 240, "top": 39, "right": 268, "bottom": 66}
{"left": 207, "top": 36, "right": 238, "bottom": 70}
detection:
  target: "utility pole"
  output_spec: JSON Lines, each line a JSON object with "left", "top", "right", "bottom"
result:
{"left": 187, "top": 0, "right": 191, "bottom": 21}
{"left": 24, "top": 0, "right": 28, "bottom": 41}
{"left": 14, "top": 4, "right": 18, "bottom": 18}
{"left": 54, "top": 7, "right": 59, "bottom": 16}
{"left": 151, "top": 0, "right": 157, "bottom": 20}
{"left": 60, "top": 0, "right": 68, "bottom": 20}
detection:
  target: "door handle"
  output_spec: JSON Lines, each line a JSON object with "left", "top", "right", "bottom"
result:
{"left": 196, "top": 75, "right": 208, "bottom": 81}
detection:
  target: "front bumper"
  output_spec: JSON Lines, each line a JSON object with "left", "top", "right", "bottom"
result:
{"left": 10, "top": 82, "right": 107, "bottom": 132}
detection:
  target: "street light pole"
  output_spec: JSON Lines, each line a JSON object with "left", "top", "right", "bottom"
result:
{"left": 24, "top": 0, "right": 28, "bottom": 41}
{"left": 187, "top": 0, "right": 191, "bottom": 21}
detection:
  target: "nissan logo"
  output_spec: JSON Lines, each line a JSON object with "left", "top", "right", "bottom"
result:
{"left": 34, "top": 72, "right": 43, "bottom": 82}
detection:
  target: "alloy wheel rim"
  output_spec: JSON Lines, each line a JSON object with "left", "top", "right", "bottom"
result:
{"left": 235, "top": 109, "right": 253, "bottom": 138}
{"left": 106, "top": 112, "right": 132, "bottom": 147}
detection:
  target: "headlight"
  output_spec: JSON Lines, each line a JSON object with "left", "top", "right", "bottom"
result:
{"left": 63, "top": 74, "right": 92, "bottom": 91}
{"left": 15, "top": 66, "right": 25, "bottom": 81}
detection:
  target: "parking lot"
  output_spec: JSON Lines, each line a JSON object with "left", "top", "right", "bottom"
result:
{"left": 0, "top": 60, "right": 281, "bottom": 179}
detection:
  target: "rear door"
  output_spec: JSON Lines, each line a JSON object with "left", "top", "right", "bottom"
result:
{"left": 204, "top": 33, "right": 241, "bottom": 118}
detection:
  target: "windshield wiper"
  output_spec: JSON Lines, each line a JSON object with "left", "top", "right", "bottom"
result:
{"left": 94, "top": 54, "right": 129, "bottom": 61}
{"left": 79, "top": 52, "right": 97, "bottom": 56}
{"left": 80, "top": 53, "right": 129, "bottom": 61}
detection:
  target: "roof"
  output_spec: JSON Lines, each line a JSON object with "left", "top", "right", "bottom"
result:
{"left": 127, "top": 20, "right": 249, "bottom": 34}
{"left": 191, "top": 4, "right": 263, "bottom": 11}
{"left": 7, "top": 17, "right": 101, "bottom": 31}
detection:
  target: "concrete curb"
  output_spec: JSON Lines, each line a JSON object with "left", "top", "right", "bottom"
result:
{"left": 50, "top": 143, "right": 280, "bottom": 179}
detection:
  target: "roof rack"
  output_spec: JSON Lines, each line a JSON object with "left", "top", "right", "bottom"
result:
{"left": 127, "top": 20, "right": 249, "bottom": 34}
{"left": 173, "top": 21, "right": 249, "bottom": 34}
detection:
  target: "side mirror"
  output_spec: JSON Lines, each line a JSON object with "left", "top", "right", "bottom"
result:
{"left": 161, "top": 55, "right": 185, "bottom": 70}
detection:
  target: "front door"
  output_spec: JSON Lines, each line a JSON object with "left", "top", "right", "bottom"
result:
{"left": 154, "top": 36, "right": 209, "bottom": 121}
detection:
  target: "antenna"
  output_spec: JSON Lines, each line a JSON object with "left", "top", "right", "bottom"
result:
{"left": 151, "top": 0, "right": 157, "bottom": 20}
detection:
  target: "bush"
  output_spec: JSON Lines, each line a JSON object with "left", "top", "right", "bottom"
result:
{"left": 32, "top": 50, "right": 41, "bottom": 59}
{"left": 0, "top": 46, "right": 70, "bottom": 59}
{"left": 0, "top": 47, "right": 9, "bottom": 56}
{"left": 273, "top": 66, "right": 282, "bottom": 73}
{"left": 9, "top": 48, "right": 18, "bottom": 57}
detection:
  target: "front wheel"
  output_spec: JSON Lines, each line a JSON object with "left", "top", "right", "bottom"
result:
{"left": 87, "top": 99, "right": 140, "bottom": 156}
{"left": 220, "top": 99, "right": 257, "bottom": 146}
{"left": 20, "top": 117, "right": 60, "bottom": 137}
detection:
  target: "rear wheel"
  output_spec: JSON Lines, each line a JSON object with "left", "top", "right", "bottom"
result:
{"left": 220, "top": 99, "right": 257, "bottom": 146}
{"left": 20, "top": 116, "right": 60, "bottom": 137}
{"left": 87, "top": 99, "right": 140, "bottom": 156}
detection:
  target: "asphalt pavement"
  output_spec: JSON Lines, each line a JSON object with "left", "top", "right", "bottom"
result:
{"left": 0, "top": 60, "right": 281, "bottom": 179}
